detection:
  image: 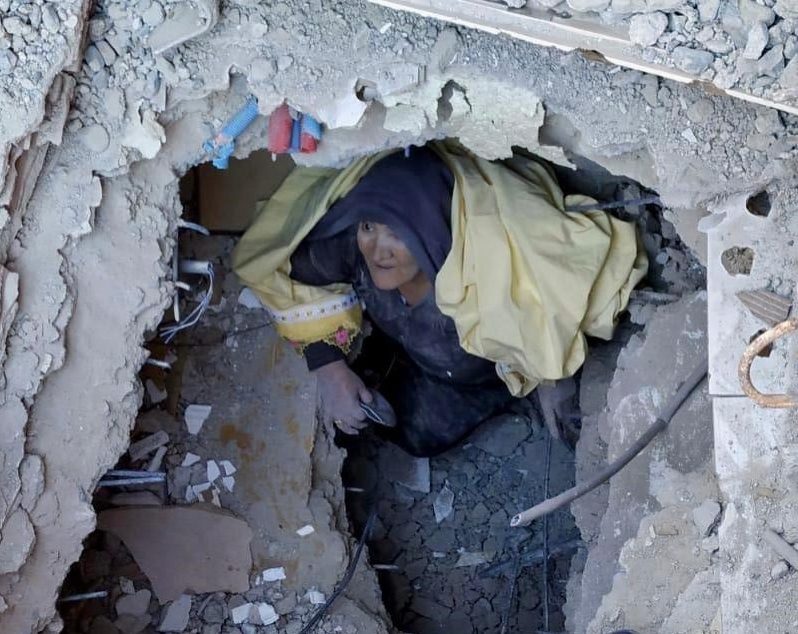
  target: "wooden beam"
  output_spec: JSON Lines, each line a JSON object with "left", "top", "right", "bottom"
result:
{"left": 370, "top": 0, "right": 798, "bottom": 116}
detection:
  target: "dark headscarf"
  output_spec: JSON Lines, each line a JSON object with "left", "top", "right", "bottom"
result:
{"left": 307, "top": 146, "right": 454, "bottom": 281}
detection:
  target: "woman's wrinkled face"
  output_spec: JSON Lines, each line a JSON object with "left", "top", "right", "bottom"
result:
{"left": 357, "top": 221, "right": 421, "bottom": 290}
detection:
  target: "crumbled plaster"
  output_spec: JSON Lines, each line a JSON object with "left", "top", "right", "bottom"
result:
{"left": 0, "top": 0, "right": 797, "bottom": 631}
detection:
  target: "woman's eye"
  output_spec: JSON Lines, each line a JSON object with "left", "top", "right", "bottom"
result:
{"left": 361, "top": 222, "right": 373, "bottom": 232}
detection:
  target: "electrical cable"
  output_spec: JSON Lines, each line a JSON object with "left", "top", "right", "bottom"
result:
{"left": 298, "top": 509, "right": 377, "bottom": 634}
{"left": 510, "top": 360, "right": 708, "bottom": 527}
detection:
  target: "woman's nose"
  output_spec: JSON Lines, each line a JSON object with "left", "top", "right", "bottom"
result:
{"left": 374, "top": 235, "right": 392, "bottom": 260}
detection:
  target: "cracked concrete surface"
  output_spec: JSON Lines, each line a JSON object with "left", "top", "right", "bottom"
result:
{"left": 1, "top": 0, "right": 798, "bottom": 631}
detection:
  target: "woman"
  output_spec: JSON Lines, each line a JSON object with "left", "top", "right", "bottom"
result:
{"left": 233, "top": 143, "right": 647, "bottom": 457}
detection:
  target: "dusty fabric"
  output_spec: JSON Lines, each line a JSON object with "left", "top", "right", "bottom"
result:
{"left": 438, "top": 146, "right": 648, "bottom": 395}
{"left": 289, "top": 228, "right": 498, "bottom": 384}
{"left": 233, "top": 143, "right": 647, "bottom": 395}
{"left": 232, "top": 152, "right": 394, "bottom": 350}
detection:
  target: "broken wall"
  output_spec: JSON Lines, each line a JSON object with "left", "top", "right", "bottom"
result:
{"left": 1, "top": 0, "right": 798, "bottom": 631}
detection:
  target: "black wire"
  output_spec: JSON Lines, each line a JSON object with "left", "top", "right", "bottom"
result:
{"left": 298, "top": 509, "right": 377, "bottom": 634}
{"left": 167, "top": 321, "right": 273, "bottom": 347}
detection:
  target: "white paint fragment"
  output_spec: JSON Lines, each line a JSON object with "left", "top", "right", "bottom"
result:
{"left": 433, "top": 483, "right": 455, "bottom": 523}
{"left": 681, "top": 127, "right": 698, "bottom": 143}
{"left": 260, "top": 567, "right": 286, "bottom": 583}
{"left": 192, "top": 483, "right": 211, "bottom": 500}
{"left": 455, "top": 551, "right": 487, "bottom": 567}
{"left": 231, "top": 602, "right": 253, "bottom": 624}
{"left": 222, "top": 476, "right": 235, "bottom": 492}
{"left": 237, "top": 287, "right": 263, "bottom": 309}
{"left": 185, "top": 404, "right": 211, "bottom": 435}
{"left": 296, "top": 525, "right": 315, "bottom": 537}
{"left": 379, "top": 22, "right": 392, "bottom": 33}
{"left": 206, "top": 460, "right": 221, "bottom": 482}
{"left": 220, "top": 460, "right": 237, "bottom": 475}
{"left": 185, "top": 485, "right": 196, "bottom": 503}
{"left": 306, "top": 590, "right": 326, "bottom": 605}
{"left": 181, "top": 452, "right": 201, "bottom": 467}
{"left": 145, "top": 379, "right": 167, "bottom": 404}
{"left": 256, "top": 602, "right": 279, "bottom": 625}
{"left": 119, "top": 577, "right": 135, "bottom": 594}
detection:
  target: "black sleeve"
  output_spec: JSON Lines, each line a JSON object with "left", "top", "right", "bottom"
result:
{"left": 304, "top": 341, "right": 346, "bottom": 371}
{"left": 289, "top": 229, "right": 358, "bottom": 286}
{"left": 290, "top": 229, "right": 357, "bottom": 371}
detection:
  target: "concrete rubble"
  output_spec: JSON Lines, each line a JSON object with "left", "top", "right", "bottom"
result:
{"left": 0, "top": 0, "right": 796, "bottom": 631}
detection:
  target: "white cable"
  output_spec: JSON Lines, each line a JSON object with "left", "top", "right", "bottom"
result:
{"left": 161, "top": 264, "right": 215, "bottom": 343}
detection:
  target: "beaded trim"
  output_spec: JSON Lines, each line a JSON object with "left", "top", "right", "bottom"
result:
{"left": 268, "top": 292, "right": 359, "bottom": 324}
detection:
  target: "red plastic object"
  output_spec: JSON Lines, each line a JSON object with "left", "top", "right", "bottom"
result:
{"left": 267, "top": 104, "right": 293, "bottom": 153}
{"left": 300, "top": 133, "right": 318, "bottom": 153}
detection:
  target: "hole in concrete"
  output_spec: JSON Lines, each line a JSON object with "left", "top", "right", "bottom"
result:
{"left": 746, "top": 190, "right": 771, "bottom": 217}
{"left": 58, "top": 136, "right": 706, "bottom": 634}
{"left": 749, "top": 329, "right": 773, "bottom": 357}
{"left": 721, "top": 246, "right": 755, "bottom": 276}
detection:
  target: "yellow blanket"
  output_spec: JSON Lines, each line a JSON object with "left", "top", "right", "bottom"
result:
{"left": 233, "top": 143, "right": 647, "bottom": 396}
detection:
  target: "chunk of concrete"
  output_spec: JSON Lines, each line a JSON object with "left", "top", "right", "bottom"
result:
{"left": 129, "top": 431, "right": 169, "bottom": 462}
{"left": 116, "top": 589, "right": 151, "bottom": 616}
{"left": 0, "top": 509, "right": 35, "bottom": 574}
{"left": 147, "top": 0, "right": 219, "bottom": 55}
{"left": 98, "top": 505, "right": 253, "bottom": 602}
{"left": 693, "top": 500, "right": 722, "bottom": 536}
{"left": 158, "top": 594, "right": 191, "bottom": 632}
{"left": 629, "top": 12, "right": 668, "bottom": 47}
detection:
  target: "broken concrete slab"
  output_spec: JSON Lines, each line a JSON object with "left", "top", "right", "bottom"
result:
{"left": 97, "top": 505, "right": 252, "bottom": 602}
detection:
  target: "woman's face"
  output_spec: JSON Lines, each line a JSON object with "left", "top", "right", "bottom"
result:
{"left": 357, "top": 221, "right": 421, "bottom": 290}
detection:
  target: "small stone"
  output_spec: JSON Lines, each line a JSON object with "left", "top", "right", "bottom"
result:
{"left": 42, "top": 5, "right": 58, "bottom": 33}
{"left": 743, "top": 22, "right": 769, "bottom": 59}
{"left": 692, "top": 500, "right": 721, "bottom": 536}
{"left": 699, "top": 0, "right": 721, "bottom": 22}
{"left": 758, "top": 44, "right": 785, "bottom": 76}
{"left": 116, "top": 589, "right": 151, "bottom": 617}
{"left": 275, "top": 594, "right": 297, "bottom": 615}
{"left": 202, "top": 598, "right": 227, "bottom": 623}
{"left": 143, "top": 2, "right": 165, "bottom": 27}
{"left": 84, "top": 44, "right": 104, "bottom": 72}
{"left": 629, "top": 12, "right": 668, "bottom": 47}
{"left": 296, "top": 525, "right": 315, "bottom": 537}
{"left": 771, "top": 560, "right": 790, "bottom": 580}
{"left": 277, "top": 55, "right": 293, "bottom": 71}
{"left": 158, "top": 595, "right": 192, "bottom": 632}
{"left": 566, "top": 0, "right": 610, "bottom": 11}
{"left": 739, "top": 0, "right": 776, "bottom": 26}
{"left": 671, "top": 46, "right": 715, "bottom": 74}
{"left": 2, "top": 17, "right": 25, "bottom": 35}
{"left": 0, "top": 48, "right": 16, "bottom": 72}
{"left": 95, "top": 40, "right": 118, "bottom": 66}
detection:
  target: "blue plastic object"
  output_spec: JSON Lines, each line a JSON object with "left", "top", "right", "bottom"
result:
{"left": 202, "top": 95, "right": 260, "bottom": 169}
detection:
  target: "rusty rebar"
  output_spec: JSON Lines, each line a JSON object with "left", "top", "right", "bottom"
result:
{"left": 738, "top": 318, "right": 798, "bottom": 408}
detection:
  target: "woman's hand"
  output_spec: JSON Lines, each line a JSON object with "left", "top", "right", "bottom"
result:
{"left": 313, "top": 360, "right": 374, "bottom": 435}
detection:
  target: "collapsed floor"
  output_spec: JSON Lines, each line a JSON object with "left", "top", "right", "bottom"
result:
{"left": 2, "top": 0, "right": 798, "bottom": 632}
